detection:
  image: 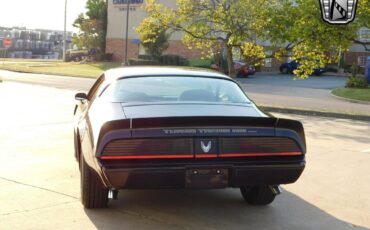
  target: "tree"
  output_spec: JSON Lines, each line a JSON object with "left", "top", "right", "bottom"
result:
{"left": 264, "top": 0, "right": 370, "bottom": 78}
{"left": 137, "top": 0, "right": 272, "bottom": 76}
{"left": 138, "top": 0, "right": 369, "bottom": 78}
{"left": 73, "top": 0, "right": 107, "bottom": 53}
{"left": 136, "top": 20, "right": 170, "bottom": 58}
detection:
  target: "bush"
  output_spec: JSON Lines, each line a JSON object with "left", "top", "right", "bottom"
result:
{"left": 128, "top": 58, "right": 159, "bottom": 66}
{"left": 129, "top": 54, "right": 189, "bottom": 66}
{"left": 358, "top": 66, "right": 365, "bottom": 75}
{"left": 189, "top": 58, "right": 214, "bottom": 68}
{"left": 100, "top": 53, "right": 113, "bottom": 62}
{"left": 344, "top": 64, "right": 352, "bottom": 73}
{"left": 158, "top": 54, "right": 189, "bottom": 66}
{"left": 345, "top": 64, "right": 368, "bottom": 88}
{"left": 343, "top": 64, "right": 365, "bottom": 75}
{"left": 138, "top": 54, "right": 155, "bottom": 60}
{"left": 346, "top": 76, "right": 369, "bottom": 88}
{"left": 325, "top": 64, "right": 338, "bottom": 73}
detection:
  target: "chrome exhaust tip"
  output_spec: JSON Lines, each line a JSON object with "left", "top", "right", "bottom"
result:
{"left": 269, "top": 185, "right": 282, "bottom": 195}
{"left": 108, "top": 189, "right": 118, "bottom": 200}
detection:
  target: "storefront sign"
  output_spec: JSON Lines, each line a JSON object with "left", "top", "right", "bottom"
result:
{"left": 113, "top": 0, "right": 144, "bottom": 11}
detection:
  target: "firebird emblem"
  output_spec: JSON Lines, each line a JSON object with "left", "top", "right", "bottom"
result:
{"left": 201, "top": 141, "right": 212, "bottom": 153}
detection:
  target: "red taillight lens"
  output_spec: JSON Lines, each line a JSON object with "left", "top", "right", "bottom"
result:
{"left": 102, "top": 138, "right": 193, "bottom": 157}
{"left": 219, "top": 137, "right": 301, "bottom": 156}
{"left": 100, "top": 137, "right": 302, "bottom": 160}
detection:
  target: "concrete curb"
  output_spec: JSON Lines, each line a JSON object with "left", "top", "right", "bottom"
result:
{"left": 260, "top": 106, "right": 370, "bottom": 122}
{"left": 330, "top": 89, "right": 370, "bottom": 105}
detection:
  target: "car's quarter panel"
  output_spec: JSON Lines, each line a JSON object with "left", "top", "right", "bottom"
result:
{"left": 76, "top": 99, "right": 126, "bottom": 179}
{"left": 88, "top": 101, "right": 126, "bottom": 148}
{"left": 276, "top": 118, "right": 306, "bottom": 153}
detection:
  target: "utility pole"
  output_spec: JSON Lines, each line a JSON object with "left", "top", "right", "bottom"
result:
{"left": 124, "top": 0, "right": 130, "bottom": 65}
{"left": 63, "top": 0, "right": 68, "bottom": 62}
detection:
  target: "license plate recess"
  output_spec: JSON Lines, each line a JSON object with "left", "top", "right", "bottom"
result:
{"left": 185, "top": 168, "right": 228, "bottom": 188}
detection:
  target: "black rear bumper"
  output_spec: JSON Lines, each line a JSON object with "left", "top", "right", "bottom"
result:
{"left": 100, "top": 162, "right": 305, "bottom": 189}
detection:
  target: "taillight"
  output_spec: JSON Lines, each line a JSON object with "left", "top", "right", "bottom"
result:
{"left": 219, "top": 137, "right": 302, "bottom": 157}
{"left": 100, "top": 137, "right": 302, "bottom": 160}
{"left": 101, "top": 138, "right": 193, "bottom": 159}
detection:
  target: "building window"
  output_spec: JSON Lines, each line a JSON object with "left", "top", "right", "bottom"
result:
{"left": 265, "top": 51, "right": 272, "bottom": 68}
{"left": 358, "top": 28, "right": 370, "bottom": 42}
{"left": 358, "top": 56, "right": 367, "bottom": 67}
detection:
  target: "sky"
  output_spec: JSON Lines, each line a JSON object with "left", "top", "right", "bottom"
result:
{"left": 0, "top": 0, "right": 87, "bottom": 32}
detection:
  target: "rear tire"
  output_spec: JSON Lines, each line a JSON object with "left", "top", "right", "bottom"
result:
{"left": 240, "top": 185, "right": 276, "bottom": 205}
{"left": 80, "top": 155, "right": 109, "bottom": 209}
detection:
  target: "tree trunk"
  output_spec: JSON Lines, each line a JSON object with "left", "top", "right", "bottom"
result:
{"left": 225, "top": 46, "right": 235, "bottom": 77}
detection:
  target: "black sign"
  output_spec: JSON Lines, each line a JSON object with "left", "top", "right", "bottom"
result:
{"left": 113, "top": 0, "right": 144, "bottom": 5}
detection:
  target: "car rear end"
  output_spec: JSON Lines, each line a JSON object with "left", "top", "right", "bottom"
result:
{"left": 96, "top": 116, "right": 306, "bottom": 190}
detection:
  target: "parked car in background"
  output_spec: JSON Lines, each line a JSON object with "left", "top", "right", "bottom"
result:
{"left": 66, "top": 49, "right": 88, "bottom": 62}
{"left": 279, "top": 61, "right": 326, "bottom": 76}
{"left": 211, "top": 60, "right": 256, "bottom": 77}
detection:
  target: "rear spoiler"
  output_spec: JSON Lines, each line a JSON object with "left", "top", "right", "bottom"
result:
{"left": 97, "top": 117, "right": 306, "bottom": 154}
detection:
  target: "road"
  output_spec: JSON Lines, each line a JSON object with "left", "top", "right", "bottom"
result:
{"left": 0, "top": 82, "right": 369, "bottom": 230}
{"left": 238, "top": 74, "right": 369, "bottom": 115}
{"left": 0, "top": 69, "right": 369, "bottom": 115}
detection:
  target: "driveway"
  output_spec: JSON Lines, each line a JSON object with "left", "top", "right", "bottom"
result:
{"left": 238, "top": 74, "right": 369, "bottom": 115}
{"left": 0, "top": 82, "right": 369, "bottom": 229}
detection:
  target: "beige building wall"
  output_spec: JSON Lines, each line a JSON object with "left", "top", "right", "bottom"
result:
{"left": 106, "top": 0, "right": 195, "bottom": 61}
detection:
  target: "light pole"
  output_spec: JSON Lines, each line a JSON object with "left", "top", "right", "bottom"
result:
{"left": 63, "top": 0, "right": 68, "bottom": 62}
{"left": 124, "top": 0, "right": 130, "bottom": 65}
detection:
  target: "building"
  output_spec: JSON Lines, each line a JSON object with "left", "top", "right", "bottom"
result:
{"left": 106, "top": 0, "right": 369, "bottom": 70}
{"left": 0, "top": 26, "right": 74, "bottom": 59}
{"left": 345, "top": 27, "right": 370, "bottom": 68}
{"left": 106, "top": 0, "right": 203, "bottom": 62}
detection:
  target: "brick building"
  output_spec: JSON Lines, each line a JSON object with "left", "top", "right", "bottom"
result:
{"left": 106, "top": 0, "right": 202, "bottom": 62}
{"left": 344, "top": 28, "right": 370, "bottom": 68}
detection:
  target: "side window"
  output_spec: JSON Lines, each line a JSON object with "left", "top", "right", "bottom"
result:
{"left": 87, "top": 74, "right": 105, "bottom": 100}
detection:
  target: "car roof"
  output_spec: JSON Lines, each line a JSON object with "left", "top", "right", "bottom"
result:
{"left": 104, "top": 66, "right": 231, "bottom": 81}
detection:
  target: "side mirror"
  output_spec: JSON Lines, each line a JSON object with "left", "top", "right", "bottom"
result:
{"left": 75, "top": 92, "right": 88, "bottom": 101}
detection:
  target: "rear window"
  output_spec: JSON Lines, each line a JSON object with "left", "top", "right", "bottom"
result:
{"left": 100, "top": 76, "right": 250, "bottom": 104}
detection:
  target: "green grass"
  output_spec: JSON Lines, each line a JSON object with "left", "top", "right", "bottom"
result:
{"left": 0, "top": 58, "right": 217, "bottom": 77}
{"left": 332, "top": 87, "right": 370, "bottom": 102}
{"left": 0, "top": 58, "right": 60, "bottom": 62}
{"left": 189, "top": 58, "right": 214, "bottom": 68}
{"left": 0, "top": 60, "right": 121, "bottom": 78}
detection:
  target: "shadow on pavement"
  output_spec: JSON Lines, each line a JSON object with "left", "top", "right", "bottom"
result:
{"left": 84, "top": 189, "right": 368, "bottom": 230}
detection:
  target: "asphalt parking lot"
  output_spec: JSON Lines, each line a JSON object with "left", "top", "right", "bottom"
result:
{"left": 0, "top": 82, "right": 369, "bottom": 230}
{"left": 1, "top": 69, "right": 369, "bottom": 116}
{"left": 238, "top": 74, "right": 370, "bottom": 115}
